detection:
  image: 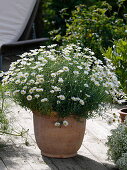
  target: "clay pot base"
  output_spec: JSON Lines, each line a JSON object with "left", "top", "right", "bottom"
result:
{"left": 41, "top": 151, "right": 77, "bottom": 158}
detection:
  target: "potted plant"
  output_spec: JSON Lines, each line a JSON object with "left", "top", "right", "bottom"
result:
{"left": 1, "top": 44, "right": 124, "bottom": 158}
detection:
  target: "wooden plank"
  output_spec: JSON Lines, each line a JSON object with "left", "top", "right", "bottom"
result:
{"left": 73, "top": 155, "right": 108, "bottom": 170}
{"left": 94, "top": 118, "right": 117, "bottom": 132}
{"left": 43, "top": 154, "right": 108, "bottom": 170}
{"left": 0, "top": 137, "right": 51, "bottom": 170}
{"left": 0, "top": 130, "right": 50, "bottom": 170}
{"left": 79, "top": 143, "right": 117, "bottom": 169}
{"left": 78, "top": 144, "right": 99, "bottom": 161}
{"left": 83, "top": 130, "right": 116, "bottom": 168}
{"left": 86, "top": 119, "right": 111, "bottom": 142}
{"left": 85, "top": 118, "right": 119, "bottom": 170}
{"left": 0, "top": 145, "right": 33, "bottom": 170}
{"left": 8, "top": 103, "right": 35, "bottom": 140}
{"left": 0, "top": 159, "right": 7, "bottom": 170}
{"left": 19, "top": 145, "right": 51, "bottom": 170}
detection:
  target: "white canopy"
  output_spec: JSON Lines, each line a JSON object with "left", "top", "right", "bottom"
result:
{"left": 0, "top": 0, "right": 36, "bottom": 48}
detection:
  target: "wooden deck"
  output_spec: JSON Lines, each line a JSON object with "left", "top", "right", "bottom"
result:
{"left": 0, "top": 102, "right": 121, "bottom": 170}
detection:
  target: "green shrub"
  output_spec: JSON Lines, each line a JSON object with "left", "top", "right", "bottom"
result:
{"left": 52, "top": 2, "right": 127, "bottom": 58}
{"left": 106, "top": 119, "right": 127, "bottom": 169}
{"left": 40, "top": 0, "right": 97, "bottom": 37}
{"left": 103, "top": 39, "right": 127, "bottom": 93}
{"left": 40, "top": 0, "right": 127, "bottom": 37}
{"left": 1, "top": 44, "right": 124, "bottom": 118}
{"left": 116, "top": 153, "right": 127, "bottom": 170}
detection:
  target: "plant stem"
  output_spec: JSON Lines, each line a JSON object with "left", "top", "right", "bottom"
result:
{"left": 0, "top": 129, "right": 29, "bottom": 137}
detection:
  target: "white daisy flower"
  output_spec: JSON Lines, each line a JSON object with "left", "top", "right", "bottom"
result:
{"left": 79, "top": 100, "right": 85, "bottom": 105}
{"left": 29, "top": 79, "right": 35, "bottom": 84}
{"left": 57, "top": 100, "right": 61, "bottom": 104}
{"left": 73, "top": 71, "right": 79, "bottom": 75}
{"left": 85, "top": 94, "right": 90, "bottom": 98}
{"left": 50, "top": 90, "right": 55, "bottom": 93}
{"left": 35, "top": 94, "right": 40, "bottom": 98}
{"left": 71, "top": 97, "right": 76, "bottom": 101}
{"left": 23, "top": 86, "right": 27, "bottom": 90}
{"left": 57, "top": 95, "right": 65, "bottom": 100}
{"left": 21, "top": 79, "right": 27, "bottom": 84}
{"left": 63, "top": 66, "right": 69, "bottom": 71}
{"left": 36, "top": 78, "right": 44, "bottom": 83}
{"left": 36, "top": 88, "right": 44, "bottom": 92}
{"left": 13, "top": 90, "right": 20, "bottom": 95}
{"left": 21, "top": 90, "right": 26, "bottom": 95}
{"left": 36, "top": 75, "right": 44, "bottom": 79}
{"left": 5, "top": 91, "right": 10, "bottom": 96}
{"left": 51, "top": 73, "right": 56, "bottom": 77}
{"left": 63, "top": 120, "right": 69, "bottom": 127}
{"left": 41, "top": 98, "right": 48, "bottom": 102}
{"left": 52, "top": 86, "right": 61, "bottom": 92}
{"left": 57, "top": 70, "right": 64, "bottom": 74}
{"left": 58, "top": 78, "right": 64, "bottom": 83}
{"left": 24, "top": 73, "right": 29, "bottom": 77}
{"left": 32, "top": 87, "right": 37, "bottom": 90}
{"left": 94, "top": 81, "right": 100, "bottom": 86}
{"left": 29, "top": 88, "right": 34, "bottom": 94}
{"left": 54, "top": 122, "right": 60, "bottom": 127}
{"left": 84, "top": 84, "right": 89, "bottom": 87}
{"left": 84, "top": 71, "right": 89, "bottom": 75}
{"left": 75, "top": 97, "right": 80, "bottom": 101}
{"left": 77, "top": 66, "right": 83, "bottom": 69}
{"left": 15, "top": 80, "right": 20, "bottom": 84}
{"left": 20, "top": 61, "right": 27, "bottom": 65}
{"left": 64, "top": 57, "right": 71, "bottom": 61}
{"left": 27, "top": 95, "right": 32, "bottom": 101}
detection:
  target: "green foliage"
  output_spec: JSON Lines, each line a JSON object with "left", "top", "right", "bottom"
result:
{"left": 40, "top": 0, "right": 90, "bottom": 36}
{"left": 103, "top": 39, "right": 127, "bottom": 93}
{"left": 106, "top": 119, "right": 127, "bottom": 169}
{"left": 116, "top": 153, "right": 127, "bottom": 170}
{"left": 40, "top": 0, "right": 55, "bottom": 37}
{"left": 0, "top": 84, "right": 9, "bottom": 132}
{"left": 2, "top": 44, "right": 124, "bottom": 119}
{"left": 53, "top": 2, "right": 127, "bottom": 58}
{"left": 40, "top": 0, "right": 127, "bottom": 37}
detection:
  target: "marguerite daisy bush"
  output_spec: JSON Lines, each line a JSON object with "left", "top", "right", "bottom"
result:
{"left": 2, "top": 44, "right": 125, "bottom": 118}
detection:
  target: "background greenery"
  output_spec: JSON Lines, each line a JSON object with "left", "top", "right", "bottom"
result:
{"left": 54, "top": 2, "right": 127, "bottom": 58}
{"left": 103, "top": 39, "right": 127, "bottom": 93}
{"left": 34, "top": 0, "right": 127, "bottom": 60}
{"left": 36, "top": 0, "right": 127, "bottom": 37}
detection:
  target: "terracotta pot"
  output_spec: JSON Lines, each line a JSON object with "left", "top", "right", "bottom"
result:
{"left": 119, "top": 108, "right": 127, "bottom": 123}
{"left": 33, "top": 111, "right": 86, "bottom": 158}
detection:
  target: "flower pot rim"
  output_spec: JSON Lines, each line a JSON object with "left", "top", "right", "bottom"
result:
{"left": 32, "top": 110, "right": 85, "bottom": 121}
{"left": 120, "top": 108, "right": 127, "bottom": 114}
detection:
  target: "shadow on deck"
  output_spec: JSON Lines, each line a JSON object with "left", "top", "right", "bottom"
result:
{"left": 43, "top": 155, "right": 118, "bottom": 170}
